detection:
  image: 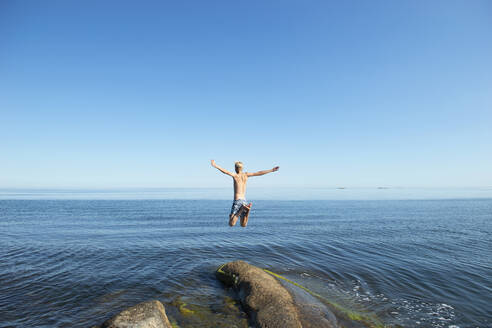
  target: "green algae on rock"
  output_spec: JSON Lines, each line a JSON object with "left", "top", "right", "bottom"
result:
{"left": 216, "top": 260, "right": 338, "bottom": 328}
{"left": 166, "top": 295, "right": 249, "bottom": 328}
{"left": 217, "top": 261, "right": 386, "bottom": 328}
{"left": 264, "top": 269, "right": 385, "bottom": 328}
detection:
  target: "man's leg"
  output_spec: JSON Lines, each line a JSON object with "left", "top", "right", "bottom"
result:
{"left": 229, "top": 213, "right": 239, "bottom": 226}
{"left": 240, "top": 203, "right": 252, "bottom": 227}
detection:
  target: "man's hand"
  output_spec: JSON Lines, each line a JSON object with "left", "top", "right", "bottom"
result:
{"left": 272, "top": 166, "right": 279, "bottom": 172}
{"left": 211, "top": 159, "right": 216, "bottom": 167}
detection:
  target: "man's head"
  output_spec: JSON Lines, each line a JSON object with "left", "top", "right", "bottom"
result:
{"left": 234, "top": 161, "right": 243, "bottom": 173}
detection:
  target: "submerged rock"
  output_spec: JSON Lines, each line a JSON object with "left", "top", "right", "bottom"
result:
{"left": 216, "top": 260, "right": 338, "bottom": 328}
{"left": 101, "top": 300, "right": 172, "bottom": 328}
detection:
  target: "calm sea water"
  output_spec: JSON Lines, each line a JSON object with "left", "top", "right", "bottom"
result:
{"left": 1, "top": 190, "right": 491, "bottom": 327}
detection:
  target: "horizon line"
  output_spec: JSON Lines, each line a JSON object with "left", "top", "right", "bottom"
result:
{"left": 1, "top": 186, "right": 492, "bottom": 191}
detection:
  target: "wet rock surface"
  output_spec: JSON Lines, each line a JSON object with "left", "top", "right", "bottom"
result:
{"left": 216, "top": 260, "right": 337, "bottom": 328}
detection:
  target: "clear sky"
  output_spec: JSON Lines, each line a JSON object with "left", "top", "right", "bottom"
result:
{"left": 1, "top": 1, "right": 491, "bottom": 189}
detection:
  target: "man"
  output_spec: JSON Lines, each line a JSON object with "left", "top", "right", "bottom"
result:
{"left": 211, "top": 160, "right": 279, "bottom": 227}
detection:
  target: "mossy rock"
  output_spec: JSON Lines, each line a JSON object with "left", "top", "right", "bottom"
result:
{"left": 217, "top": 261, "right": 387, "bottom": 328}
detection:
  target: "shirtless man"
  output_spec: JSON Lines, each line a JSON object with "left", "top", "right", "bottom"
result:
{"left": 211, "top": 160, "right": 279, "bottom": 227}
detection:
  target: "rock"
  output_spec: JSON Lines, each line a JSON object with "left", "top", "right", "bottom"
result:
{"left": 101, "top": 300, "right": 172, "bottom": 328}
{"left": 216, "top": 260, "right": 337, "bottom": 328}
{"left": 217, "top": 260, "right": 301, "bottom": 328}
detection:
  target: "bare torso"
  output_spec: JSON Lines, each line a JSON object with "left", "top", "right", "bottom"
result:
{"left": 233, "top": 172, "right": 248, "bottom": 200}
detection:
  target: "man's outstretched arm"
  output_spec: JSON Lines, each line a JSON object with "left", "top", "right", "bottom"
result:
{"left": 247, "top": 166, "right": 279, "bottom": 177}
{"left": 211, "top": 160, "right": 234, "bottom": 176}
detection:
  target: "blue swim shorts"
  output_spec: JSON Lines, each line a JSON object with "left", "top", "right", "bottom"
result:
{"left": 230, "top": 199, "right": 248, "bottom": 217}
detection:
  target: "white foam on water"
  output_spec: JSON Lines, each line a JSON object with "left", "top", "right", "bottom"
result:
{"left": 386, "top": 298, "right": 459, "bottom": 328}
{"left": 323, "top": 278, "right": 462, "bottom": 328}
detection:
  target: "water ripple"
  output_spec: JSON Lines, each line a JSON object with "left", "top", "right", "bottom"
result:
{"left": 1, "top": 199, "right": 491, "bottom": 327}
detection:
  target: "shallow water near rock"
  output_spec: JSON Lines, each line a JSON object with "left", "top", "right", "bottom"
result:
{"left": 1, "top": 191, "right": 491, "bottom": 327}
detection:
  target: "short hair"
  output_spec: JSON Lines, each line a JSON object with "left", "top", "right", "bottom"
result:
{"left": 235, "top": 161, "right": 243, "bottom": 171}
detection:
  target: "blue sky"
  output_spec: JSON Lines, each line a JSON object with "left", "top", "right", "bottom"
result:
{"left": 1, "top": 1, "right": 491, "bottom": 189}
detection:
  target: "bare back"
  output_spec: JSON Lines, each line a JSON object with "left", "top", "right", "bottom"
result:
{"left": 233, "top": 172, "right": 248, "bottom": 200}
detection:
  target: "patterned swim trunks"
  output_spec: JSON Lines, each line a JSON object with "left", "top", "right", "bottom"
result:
{"left": 230, "top": 199, "right": 248, "bottom": 217}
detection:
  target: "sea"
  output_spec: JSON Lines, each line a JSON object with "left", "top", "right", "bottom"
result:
{"left": 1, "top": 188, "right": 491, "bottom": 328}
